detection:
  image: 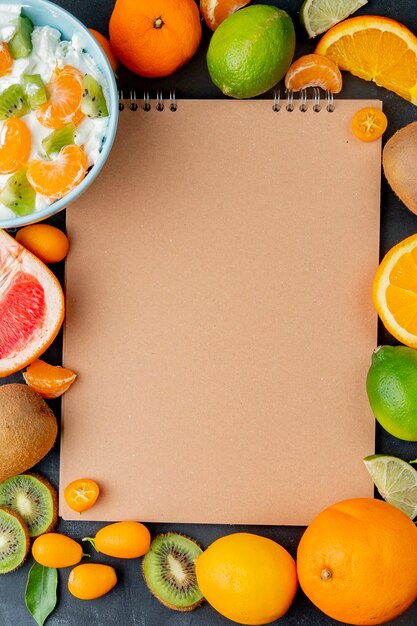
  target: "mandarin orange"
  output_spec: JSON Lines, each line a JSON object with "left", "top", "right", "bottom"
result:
{"left": 88, "top": 29, "right": 119, "bottom": 72}
{"left": 37, "top": 65, "right": 84, "bottom": 129}
{"left": 297, "top": 498, "right": 417, "bottom": 625}
{"left": 285, "top": 54, "right": 342, "bottom": 92}
{"left": 27, "top": 144, "right": 87, "bottom": 199}
{"left": 0, "top": 118, "right": 31, "bottom": 174}
{"left": 109, "top": 0, "right": 202, "bottom": 78}
{"left": 200, "top": 0, "right": 251, "bottom": 31}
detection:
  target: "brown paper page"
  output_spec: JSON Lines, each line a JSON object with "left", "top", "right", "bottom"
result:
{"left": 61, "top": 99, "right": 381, "bottom": 525}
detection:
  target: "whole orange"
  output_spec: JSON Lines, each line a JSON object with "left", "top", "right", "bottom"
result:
{"left": 88, "top": 29, "right": 119, "bottom": 72}
{"left": 109, "top": 0, "right": 202, "bottom": 78}
{"left": 195, "top": 532, "right": 298, "bottom": 625}
{"left": 297, "top": 498, "right": 417, "bottom": 625}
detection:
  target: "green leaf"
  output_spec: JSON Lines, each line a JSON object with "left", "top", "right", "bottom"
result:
{"left": 25, "top": 563, "right": 58, "bottom": 626}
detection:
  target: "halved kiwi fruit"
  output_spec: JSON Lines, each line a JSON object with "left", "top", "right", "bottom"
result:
{"left": 81, "top": 74, "right": 109, "bottom": 118}
{"left": 0, "top": 84, "right": 30, "bottom": 120}
{"left": 8, "top": 15, "right": 33, "bottom": 59}
{"left": 142, "top": 533, "right": 203, "bottom": 611}
{"left": 0, "top": 507, "right": 30, "bottom": 574}
{"left": 0, "top": 167, "right": 35, "bottom": 216}
{"left": 0, "top": 473, "right": 58, "bottom": 538}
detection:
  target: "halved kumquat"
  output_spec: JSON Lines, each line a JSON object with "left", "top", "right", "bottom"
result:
{"left": 64, "top": 479, "right": 100, "bottom": 513}
{"left": 352, "top": 107, "right": 387, "bottom": 142}
{"left": 373, "top": 234, "right": 417, "bottom": 348}
{"left": 0, "top": 117, "right": 31, "bottom": 174}
{"left": 285, "top": 53, "right": 342, "bottom": 93}
{"left": 37, "top": 65, "right": 84, "bottom": 129}
{"left": 27, "top": 144, "right": 88, "bottom": 199}
{"left": 23, "top": 359, "right": 77, "bottom": 398}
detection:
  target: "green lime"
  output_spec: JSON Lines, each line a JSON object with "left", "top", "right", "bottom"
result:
{"left": 300, "top": 0, "right": 368, "bottom": 38}
{"left": 366, "top": 345, "right": 417, "bottom": 441}
{"left": 207, "top": 5, "right": 295, "bottom": 99}
{"left": 363, "top": 454, "right": 417, "bottom": 519}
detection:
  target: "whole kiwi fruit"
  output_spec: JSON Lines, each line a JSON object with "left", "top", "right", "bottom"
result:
{"left": 0, "top": 384, "right": 57, "bottom": 482}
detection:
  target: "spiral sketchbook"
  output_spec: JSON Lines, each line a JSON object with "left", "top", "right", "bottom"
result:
{"left": 60, "top": 96, "right": 381, "bottom": 525}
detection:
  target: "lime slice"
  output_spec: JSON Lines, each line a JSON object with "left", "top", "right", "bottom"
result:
{"left": 363, "top": 454, "right": 417, "bottom": 519}
{"left": 300, "top": 0, "right": 368, "bottom": 38}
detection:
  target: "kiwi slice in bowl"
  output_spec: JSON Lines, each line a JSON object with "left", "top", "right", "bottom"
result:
{"left": 0, "top": 473, "right": 58, "bottom": 538}
{"left": 0, "top": 84, "right": 30, "bottom": 120}
{"left": 0, "top": 167, "right": 35, "bottom": 216}
{"left": 142, "top": 533, "right": 203, "bottom": 611}
{"left": 81, "top": 74, "right": 109, "bottom": 118}
{"left": 0, "top": 507, "right": 29, "bottom": 574}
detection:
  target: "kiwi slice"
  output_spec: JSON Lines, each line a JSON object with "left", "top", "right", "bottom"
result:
{"left": 0, "top": 507, "right": 29, "bottom": 574}
{"left": 0, "top": 84, "right": 30, "bottom": 120}
{"left": 0, "top": 473, "right": 58, "bottom": 538}
{"left": 8, "top": 15, "right": 33, "bottom": 59}
{"left": 81, "top": 74, "right": 109, "bottom": 118}
{"left": 142, "top": 533, "right": 203, "bottom": 611}
{"left": 0, "top": 168, "right": 35, "bottom": 217}
{"left": 22, "top": 74, "right": 47, "bottom": 109}
{"left": 42, "top": 124, "right": 76, "bottom": 158}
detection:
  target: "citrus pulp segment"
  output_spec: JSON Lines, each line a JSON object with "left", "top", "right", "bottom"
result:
{"left": 200, "top": 0, "right": 251, "bottom": 31}
{"left": 37, "top": 65, "right": 84, "bottom": 129}
{"left": 364, "top": 454, "right": 417, "bottom": 519}
{"left": 285, "top": 53, "right": 342, "bottom": 92}
{"left": 27, "top": 144, "right": 88, "bottom": 199}
{"left": 372, "top": 234, "right": 417, "bottom": 347}
{"left": 300, "top": 0, "right": 368, "bottom": 38}
{"left": 315, "top": 16, "right": 417, "bottom": 104}
{"left": 0, "top": 117, "right": 31, "bottom": 174}
{"left": 0, "top": 230, "right": 64, "bottom": 377}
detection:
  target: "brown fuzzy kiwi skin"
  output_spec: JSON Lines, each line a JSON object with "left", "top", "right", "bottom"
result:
{"left": 383, "top": 121, "right": 417, "bottom": 216}
{"left": 0, "top": 507, "right": 30, "bottom": 573}
{"left": 22, "top": 472, "right": 59, "bottom": 537}
{"left": 142, "top": 533, "right": 204, "bottom": 612}
{"left": 0, "top": 384, "right": 57, "bottom": 483}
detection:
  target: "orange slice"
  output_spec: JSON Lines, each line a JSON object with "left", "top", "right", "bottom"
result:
{"left": 373, "top": 233, "right": 417, "bottom": 347}
{"left": 200, "top": 0, "right": 251, "bottom": 31}
{"left": 315, "top": 16, "right": 417, "bottom": 104}
{"left": 27, "top": 144, "right": 88, "bottom": 199}
{"left": 0, "top": 43, "right": 12, "bottom": 77}
{"left": 23, "top": 359, "right": 77, "bottom": 398}
{"left": 351, "top": 106, "right": 388, "bottom": 142}
{"left": 37, "top": 65, "right": 84, "bottom": 129}
{"left": 285, "top": 54, "right": 342, "bottom": 92}
{"left": 0, "top": 229, "right": 64, "bottom": 377}
{"left": 0, "top": 118, "right": 31, "bottom": 175}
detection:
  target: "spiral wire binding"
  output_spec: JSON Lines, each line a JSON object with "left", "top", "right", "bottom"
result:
{"left": 118, "top": 89, "right": 336, "bottom": 112}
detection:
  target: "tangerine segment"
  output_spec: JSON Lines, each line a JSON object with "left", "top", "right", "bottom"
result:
{"left": 0, "top": 118, "right": 31, "bottom": 174}
{"left": 373, "top": 233, "right": 417, "bottom": 347}
{"left": 23, "top": 359, "right": 77, "bottom": 398}
{"left": 27, "top": 145, "right": 88, "bottom": 199}
{"left": 315, "top": 16, "right": 417, "bottom": 104}
{"left": 200, "top": 0, "right": 251, "bottom": 31}
{"left": 64, "top": 479, "right": 100, "bottom": 513}
{"left": 285, "top": 53, "right": 342, "bottom": 92}
{"left": 0, "top": 43, "right": 12, "bottom": 77}
{"left": 351, "top": 107, "right": 387, "bottom": 142}
{"left": 37, "top": 65, "right": 84, "bottom": 129}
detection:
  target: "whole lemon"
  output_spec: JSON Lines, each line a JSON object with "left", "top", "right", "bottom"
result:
{"left": 207, "top": 5, "right": 295, "bottom": 99}
{"left": 366, "top": 345, "right": 417, "bottom": 440}
{"left": 195, "top": 532, "right": 298, "bottom": 625}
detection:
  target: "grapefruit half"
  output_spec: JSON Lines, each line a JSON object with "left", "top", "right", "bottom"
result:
{"left": 0, "top": 229, "right": 64, "bottom": 377}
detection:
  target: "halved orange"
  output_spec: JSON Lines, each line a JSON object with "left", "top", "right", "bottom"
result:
{"left": 0, "top": 118, "right": 31, "bottom": 174}
{"left": 315, "top": 16, "right": 417, "bottom": 104}
{"left": 351, "top": 107, "right": 388, "bottom": 142}
{"left": 27, "top": 145, "right": 88, "bottom": 199}
{"left": 23, "top": 359, "right": 77, "bottom": 398}
{"left": 0, "top": 229, "right": 64, "bottom": 377}
{"left": 285, "top": 54, "right": 342, "bottom": 92}
{"left": 0, "top": 43, "right": 12, "bottom": 77}
{"left": 373, "top": 234, "right": 417, "bottom": 347}
{"left": 37, "top": 65, "right": 84, "bottom": 129}
{"left": 200, "top": 0, "right": 251, "bottom": 31}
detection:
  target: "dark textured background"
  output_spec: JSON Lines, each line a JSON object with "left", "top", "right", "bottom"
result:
{"left": 2, "top": 0, "right": 417, "bottom": 624}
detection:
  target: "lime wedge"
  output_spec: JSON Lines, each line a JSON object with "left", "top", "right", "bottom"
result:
{"left": 363, "top": 454, "right": 417, "bottom": 519}
{"left": 300, "top": 0, "right": 368, "bottom": 38}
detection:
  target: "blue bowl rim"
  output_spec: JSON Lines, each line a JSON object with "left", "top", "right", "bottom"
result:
{"left": 0, "top": 0, "right": 119, "bottom": 230}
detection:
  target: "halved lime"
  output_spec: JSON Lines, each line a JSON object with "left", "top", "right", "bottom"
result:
{"left": 363, "top": 454, "right": 417, "bottom": 519}
{"left": 300, "top": 0, "right": 368, "bottom": 38}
